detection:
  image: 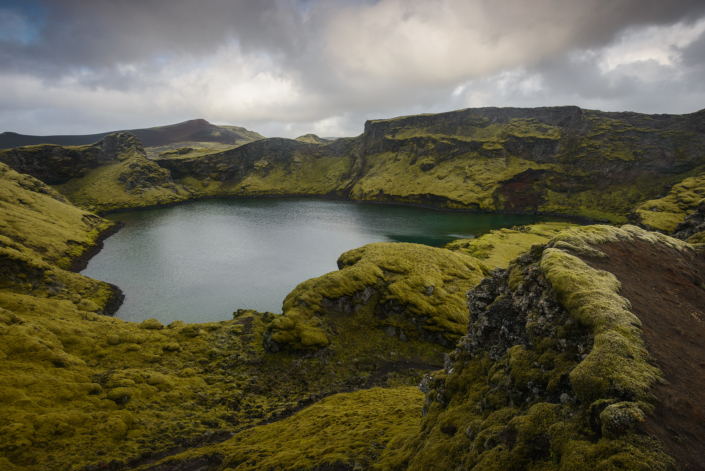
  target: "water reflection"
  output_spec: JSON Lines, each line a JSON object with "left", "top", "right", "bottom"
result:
{"left": 81, "top": 198, "right": 569, "bottom": 324}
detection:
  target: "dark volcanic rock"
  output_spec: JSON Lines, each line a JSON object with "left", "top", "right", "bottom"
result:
{"left": 671, "top": 199, "right": 705, "bottom": 241}
{"left": 0, "top": 132, "right": 144, "bottom": 184}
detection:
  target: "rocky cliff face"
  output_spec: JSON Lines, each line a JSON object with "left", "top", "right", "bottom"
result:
{"left": 3, "top": 106, "right": 704, "bottom": 223}
{"left": 0, "top": 132, "right": 144, "bottom": 185}
{"left": 671, "top": 198, "right": 705, "bottom": 243}
{"left": 349, "top": 107, "right": 705, "bottom": 221}
{"left": 374, "top": 225, "right": 703, "bottom": 471}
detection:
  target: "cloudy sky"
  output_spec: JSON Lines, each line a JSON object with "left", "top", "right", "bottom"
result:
{"left": 1, "top": 0, "right": 705, "bottom": 138}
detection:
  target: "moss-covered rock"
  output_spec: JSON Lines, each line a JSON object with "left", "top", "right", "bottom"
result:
{"left": 376, "top": 225, "right": 688, "bottom": 470}
{"left": 0, "top": 132, "right": 144, "bottom": 185}
{"left": 445, "top": 222, "right": 576, "bottom": 269}
{"left": 630, "top": 173, "right": 705, "bottom": 232}
{"left": 264, "top": 242, "right": 488, "bottom": 352}
{"left": 56, "top": 144, "right": 187, "bottom": 213}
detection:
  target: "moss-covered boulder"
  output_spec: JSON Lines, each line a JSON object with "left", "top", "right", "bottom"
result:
{"left": 263, "top": 242, "right": 489, "bottom": 352}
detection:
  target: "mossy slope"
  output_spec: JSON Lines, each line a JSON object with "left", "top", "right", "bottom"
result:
{"left": 157, "top": 137, "right": 357, "bottom": 201}
{"left": 376, "top": 225, "right": 690, "bottom": 470}
{"left": 56, "top": 143, "right": 188, "bottom": 213}
{"left": 445, "top": 222, "right": 576, "bottom": 269}
{"left": 351, "top": 108, "right": 705, "bottom": 222}
{"left": 0, "top": 162, "right": 115, "bottom": 269}
{"left": 630, "top": 172, "right": 705, "bottom": 232}
{"left": 1, "top": 164, "right": 462, "bottom": 470}
{"left": 142, "top": 387, "right": 424, "bottom": 471}
{"left": 264, "top": 242, "right": 489, "bottom": 351}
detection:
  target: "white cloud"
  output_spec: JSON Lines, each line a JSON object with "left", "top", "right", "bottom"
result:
{"left": 598, "top": 18, "right": 705, "bottom": 71}
{"left": 1, "top": 0, "right": 705, "bottom": 137}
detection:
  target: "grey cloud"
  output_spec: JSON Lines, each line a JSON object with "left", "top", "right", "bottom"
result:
{"left": 0, "top": 0, "right": 302, "bottom": 75}
{"left": 681, "top": 30, "right": 705, "bottom": 66}
{"left": 2, "top": 0, "right": 705, "bottom": 137}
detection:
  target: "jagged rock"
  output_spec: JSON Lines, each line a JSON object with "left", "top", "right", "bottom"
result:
{"left": 671, "top": 198, "right": 705, "bottom": 243}
{"left": 0, "top": 132, "right": 144, "bottom": 184}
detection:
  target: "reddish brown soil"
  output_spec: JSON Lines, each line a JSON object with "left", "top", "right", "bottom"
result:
{"left": 583, "top": 240, "right": 705, "bottom": 470}
{"left": 499, "top": 169, "right": 548, "bottom": 210}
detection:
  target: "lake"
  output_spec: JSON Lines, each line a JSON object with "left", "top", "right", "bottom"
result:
{"left": 82, "top": 198, "right": 568, "bottom": 324}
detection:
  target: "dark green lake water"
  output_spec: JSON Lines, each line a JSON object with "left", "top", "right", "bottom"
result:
{"left": 82, "top": 198, "right": 568, "bottom": 324}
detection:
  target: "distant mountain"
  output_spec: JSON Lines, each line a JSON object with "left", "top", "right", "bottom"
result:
{"left": 0, "top": 119, "right": 265, "bottom": 150}
{"left": 294, "top": 133, "right": 331, "bottom": 144}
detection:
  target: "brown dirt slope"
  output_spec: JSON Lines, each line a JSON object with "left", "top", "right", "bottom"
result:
{"left": 582, "top": 240, "right": 705, "bottom": 470}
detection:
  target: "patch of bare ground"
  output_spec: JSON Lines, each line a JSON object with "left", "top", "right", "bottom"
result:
{"left": 582, "top": 239, "right": 705, "bottom": 470}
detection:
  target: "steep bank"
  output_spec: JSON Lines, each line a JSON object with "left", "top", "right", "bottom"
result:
{"left": 373, "top": 225, "right": 704, "bottom": 470}
{"left": 3, "top": 106, "right": 704, "bottom": 224}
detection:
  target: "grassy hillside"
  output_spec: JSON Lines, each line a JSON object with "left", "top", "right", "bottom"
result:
{"left": 1, "top": 106, "right": 705, "bottom": 469}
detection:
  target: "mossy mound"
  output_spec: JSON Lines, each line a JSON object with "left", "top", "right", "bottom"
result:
{"left": 56, "top": 145, "right": 188, "bottom": 213}
{"left": 445, "top": 222, "right": 576, "bottom": 269}
{"left": 376, "top": 225, "right": 690, "bottom": 470}
{"left": 0, "top": 162, "right": 116, "bottom": 269}
{"left": 631, "top": 172, "right": 705, "bottom": 232}
{"left": 295, "top": 133, "right": 329, "bottom": 144}
{"left": 264, "top": 242, "right": 489, "bottom": 351}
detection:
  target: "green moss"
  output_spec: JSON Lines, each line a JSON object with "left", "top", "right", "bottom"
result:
{"left": 147, "top": 387, "right": 424, "bottom": 470}
{"left": 0, "top": 163, "right": 117, "bottom": 268}
{"left": 56, "top": 150, "right": 188, "bottom": 213}
{"left": 376, "top": 224, "right": 682, "bottom": 470}
{"left": 264, "top": 242, "right": 488, "bottom": 351}
{"left": 445, "top": 222, "right": 576, "bottom": 269}
{"left": 349, "top": 151, "right": 554, "bottom": 210}
{"left": 632, "top": 172, "right": 705, "bottom": 231}
{"left": 540, "top": 224, "right": 690, "bottom": 406}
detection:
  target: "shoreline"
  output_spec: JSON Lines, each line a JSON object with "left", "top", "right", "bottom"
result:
{"left": 79, "top": 194, "right": 599, "bottom": 321}
{"left": 95, "top": 191, "right": 601, "bottom": 225}
{"left": 69, "top": 220, "right": 127, "bottom": 317}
